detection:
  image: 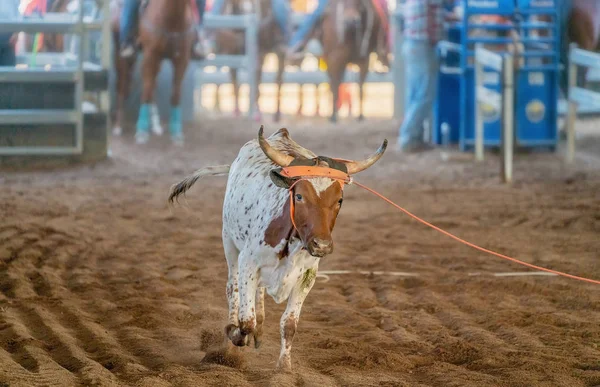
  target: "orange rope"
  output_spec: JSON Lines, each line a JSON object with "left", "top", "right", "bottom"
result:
{"left": 352, "top": 181, "right": 600, "bottom": 286}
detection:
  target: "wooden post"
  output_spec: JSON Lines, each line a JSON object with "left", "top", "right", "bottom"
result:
{"left": 501, "top": 54, "right": 514, "bottom": 184}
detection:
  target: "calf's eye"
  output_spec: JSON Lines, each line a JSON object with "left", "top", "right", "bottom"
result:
{"left": 295, "top": 194, "right": 303, "bottom": 201}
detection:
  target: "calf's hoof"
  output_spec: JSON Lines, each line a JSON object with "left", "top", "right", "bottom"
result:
{"left": 225, "top": 324, "right": 249, "bottom": 347}
{"left": 276, "top": 356, "right": 292, "bottom": 372}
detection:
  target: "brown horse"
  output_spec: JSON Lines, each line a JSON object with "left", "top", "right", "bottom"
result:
{"left": 531, "top": 0, "right": 600, "bottom": 92}
{"left": 111, "top": 0, "right": 195, "bottom": 145}
{"left": 212, "top": 0, "right": 287, "bottom": 122}
{"left": 317, "top": 0, "right": 384, "bottom": 122}
{"left": 563, "top": 0, "right": 600, "bottom": 90}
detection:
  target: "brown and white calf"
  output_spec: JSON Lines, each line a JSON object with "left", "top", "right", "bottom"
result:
{"left": 169, "top": 127, "right": 386, "bottom": 370}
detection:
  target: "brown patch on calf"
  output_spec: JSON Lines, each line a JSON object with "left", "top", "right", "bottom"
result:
{"left": 264, "top": 198, "right": 295, "bottom": 260}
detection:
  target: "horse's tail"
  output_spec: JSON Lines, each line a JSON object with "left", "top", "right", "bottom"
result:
{"left": 168, "top": 165, "right": 231, "bottom": 204}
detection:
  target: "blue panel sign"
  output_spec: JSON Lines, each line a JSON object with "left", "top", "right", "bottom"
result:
{"left": 466, "top": 0, "right": 515, "bottom": 13}
{"left": 517, "top": 0, "right": 556, "bottom": 9}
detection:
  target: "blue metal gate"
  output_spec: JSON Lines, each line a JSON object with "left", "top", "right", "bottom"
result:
{"left": 433, "top": 0, "right": 561, "bottom": 150}
{"left": 513, "top": 0, "right": 560, "bottom": 148}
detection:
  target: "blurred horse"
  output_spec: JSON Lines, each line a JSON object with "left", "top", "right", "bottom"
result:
{"left": 560, "top": 0, "right": 600, "bottom": 91}
{"left": 212, "top": 0, "right": 287, "bottom": 122}
{"left": 315, "top": 0, "right": 386, "bottom": 122}
{"left": 111, "top": 0, "right": 196, "bottom": 145}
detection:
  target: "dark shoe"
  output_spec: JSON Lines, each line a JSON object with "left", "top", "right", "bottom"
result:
{"left": 378, "top": 51, "right": 390, "bottom": 69}
{"left": 286, "top": 42, "right": 305, "bottom": 61}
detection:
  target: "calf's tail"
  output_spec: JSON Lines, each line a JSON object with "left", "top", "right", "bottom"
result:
{"left": 168, "top": 165, "right": 231, "bottom": 204}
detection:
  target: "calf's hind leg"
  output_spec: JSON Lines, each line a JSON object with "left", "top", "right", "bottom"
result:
{"left": 223, "top": 235, "right": 243, "bottom": 346}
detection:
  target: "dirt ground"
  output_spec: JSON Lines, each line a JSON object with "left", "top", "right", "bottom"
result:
{"left": 1, "top": 114, "right": 600, "bottom": 387}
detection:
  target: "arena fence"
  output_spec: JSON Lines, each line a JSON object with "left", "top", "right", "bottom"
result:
{"left": 565, "top": 44, "right": 600, "bottom": 163}
{"left": 195, "top": 14, "right": 260, "bottom": 117}
{"left": 0, "top": 0, "right": 111, "bottom": 157}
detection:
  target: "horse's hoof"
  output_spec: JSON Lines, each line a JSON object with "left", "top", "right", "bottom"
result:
{"left": 151, "top": 123, "right": 164, "bottom": 136}
{"left": 253, "top": 112, "right": 262, "bottom": 122}
{"left": 135, "top": 131, "right": 150, "bottom": 144}
{"left": 274, "top": 112, "right": 281, "bottom": 122}
{"left": 171, "top": 134, "right": 184, "bottom": 147}
{"left": 330, "top": 116, "right": 337, "bottom": 124}
{"left": 358, "top": 115, "right": 365, "bottom": 122}
{"left": 233, "top": 108, "right": 241, "bottom": 118}
{"left": 112, "top": 126, "right": 122, "bottom": 136}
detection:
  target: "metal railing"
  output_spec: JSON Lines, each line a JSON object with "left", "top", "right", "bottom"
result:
{"left": 474, "top": 44, "right": 514, "bottom": 183}
{"left": 565, "top": 44, "right": 600, "bottom": 163}
{"left": 195, "top": 14, "right": 259, "bottom": 117}
{"left": 0, "top": 0, "right": 110, "bottom": 156}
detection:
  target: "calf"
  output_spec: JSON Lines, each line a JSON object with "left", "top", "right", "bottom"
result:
{"left": 169, "top": 127, "right": 387, "bottom": 370}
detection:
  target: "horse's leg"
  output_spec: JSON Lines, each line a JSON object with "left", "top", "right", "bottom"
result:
{"left": 274, "top": 52, "right": 284, "bottom": 122}
{"left": 114, "top": 56, "right": 126, "bottom": 136}
{"left": 231, "top": 69, "right": 240, "bottom": 117}
{"left": 150, "top": 103, "right": 163, "bottom": 136}
{"left": 326, "top": 55, "right": 345, "bottom": 123}
{"left": 169, "top": 55, "right": 190, "bottom": 146}
{"left": 297, "top": 85, "right": 304, "bottom": 117}
{"left": 214, "top": 84, "right": 221, "bottom": 113}
{"left": 253, "top": 54, "right": 265, "bottom": 122}
{"left": 358, "top": 59, "right": 369, "bottom": 121}
{"left": 315, "top": 84, "right": 320, "bottom": 116}
{"left": 136, "top": 51, "right": 161, "bottom": 144}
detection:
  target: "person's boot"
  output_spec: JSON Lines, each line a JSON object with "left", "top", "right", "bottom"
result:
{"left": 286, "top": 41, "right": 306, "bottom": 62}
{"left": 120, "top": 38, "right": 136, "bottom": 59}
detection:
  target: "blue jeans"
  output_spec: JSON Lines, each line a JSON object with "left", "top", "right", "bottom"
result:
{"left": 211, "top": 0, "right": 289, "bottom": 39}
{"left": 120, "top": 0, "right": 206, "bottom": 43}
{"left": 398, "top": 40, "right": 439, "bottom": 147}
{"left": 289, "top": 0, "right": 327, "bottom": 48}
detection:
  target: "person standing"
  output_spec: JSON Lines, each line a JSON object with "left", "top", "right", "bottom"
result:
{"left": 397, "top": 0, "right": 454, "bottom": 152}
{"left": 0, "top": 0, "right": 20, "bottom": 67}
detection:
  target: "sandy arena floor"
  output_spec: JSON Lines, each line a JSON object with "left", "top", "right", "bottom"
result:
{"left": 1, "top": 113, "right": 599, "bottom": 387}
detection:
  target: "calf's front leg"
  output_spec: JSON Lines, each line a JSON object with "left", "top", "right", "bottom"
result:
{"left": 231, "top": 254, "right": 259, "bottom": 347}
{"left": 277, "top": 267, "right": 317, "bottom": 371}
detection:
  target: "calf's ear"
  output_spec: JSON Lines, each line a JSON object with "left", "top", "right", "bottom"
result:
{"left": 270, "top": 169, "right": 297, "bottom": 189}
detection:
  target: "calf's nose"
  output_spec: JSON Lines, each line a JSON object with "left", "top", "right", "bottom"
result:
{"left": 309, "top": 238, "right": 333, "bottom": 257}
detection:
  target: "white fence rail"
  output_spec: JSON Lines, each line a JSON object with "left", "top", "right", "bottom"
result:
{"left": 565, "top": 44, "right": 600, "bottom": 163}
{"left": 474, "top": 44, "right": 514, "bottom": 183}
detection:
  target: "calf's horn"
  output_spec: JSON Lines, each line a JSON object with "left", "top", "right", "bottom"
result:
{"left": 258, "top": 125, "right": 294, "bottom": 167}
{"left": 344, "top": 139, "right": 388, "bottom": 175}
